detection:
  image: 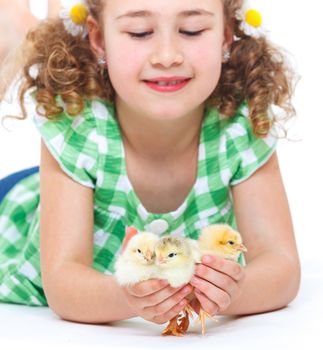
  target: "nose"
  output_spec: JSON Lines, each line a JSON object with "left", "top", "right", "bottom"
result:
{"left": 149, "top": 32, "right": 184, "bottom": 68}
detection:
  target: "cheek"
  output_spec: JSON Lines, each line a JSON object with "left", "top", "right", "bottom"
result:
{"left": 194, "top": 47, "right": 222, "bottom": 75}
{"left": 188, "top": 32, "right": 224, "bottom": 78}
{"left": 104, "top": 34, "right": 142, "bottom": 79}
{"left": 104, "top": 43, "right": 144, "bottom": 98}
{"left": 190, "top": 44, "right": 223, "bottom": 93}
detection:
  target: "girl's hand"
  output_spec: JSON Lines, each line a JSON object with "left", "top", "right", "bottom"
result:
{"left": 189, "top": 255, "right": 245, "bottom": 316}
{"left": 121, "top": 279, "right": 193, "bottom": 324}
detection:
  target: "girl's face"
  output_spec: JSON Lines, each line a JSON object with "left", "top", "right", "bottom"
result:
{"left": 90, "top": 0, "right": 231, "bottom": 121}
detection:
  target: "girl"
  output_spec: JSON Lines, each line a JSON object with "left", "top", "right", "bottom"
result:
{"left": 0, "top": 0, "right": 300, "bottom": 326}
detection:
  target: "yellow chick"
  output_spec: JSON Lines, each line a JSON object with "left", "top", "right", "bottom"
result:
{"left": 114, "top": 231, "right": 159, "bottom": 286}
{"left": 154, "top": 236, "right": 200, "bottom": 336}
{"left": 199, "top": 224, "right": 247, "bottom": 262}
{"left": 196, "top": 223, "right": 248, "bottom": 334}
{"left": 154, "top": 236, "right": 199, "bottom": 287}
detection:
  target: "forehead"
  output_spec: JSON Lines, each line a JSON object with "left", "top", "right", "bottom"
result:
{"left": 105, "top": 0, "right": 223, "bottom": 20}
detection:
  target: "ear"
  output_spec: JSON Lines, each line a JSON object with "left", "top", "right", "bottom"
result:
{"left": 222, "top": 23, "right": 234, "bottom": 53}
{"left": 87, "top": 15, "right": 105, "bottom": 59}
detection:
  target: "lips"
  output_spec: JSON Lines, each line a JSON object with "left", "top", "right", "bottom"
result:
{"left": 149, "top": 80, "right": 186, "bottom": 86}
{"left": 143, "top": 77, "right": 191, "bottom": 92}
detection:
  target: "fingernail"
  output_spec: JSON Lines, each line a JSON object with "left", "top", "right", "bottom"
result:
{"left": 202, "top": 255, "right": 213, "bottom": 263}
{"left": 182, "top": 286, "right": 191, "bottom": 293}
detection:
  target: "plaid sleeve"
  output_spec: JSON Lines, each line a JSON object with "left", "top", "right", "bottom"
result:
{"left": 32, "top": 100, "right": 98, "bottom": 188}
{"left": 225, "top": 106, "right": 278, "bottom": 186}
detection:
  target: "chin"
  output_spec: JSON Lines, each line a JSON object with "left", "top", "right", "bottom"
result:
{"left": 145, "top": 103, "right": 203, "bottom": 122}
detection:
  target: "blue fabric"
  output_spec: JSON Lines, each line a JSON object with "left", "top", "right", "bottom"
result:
{"left": 0, "top": 166, "right": 39, "bottom": 203}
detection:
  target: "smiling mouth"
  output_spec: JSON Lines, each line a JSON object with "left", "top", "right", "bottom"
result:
{"left": 145, "top": 79, "right": 190, "bottom": 86}
{"left": 143, "top": 78, "right": 192, "bottom": 92}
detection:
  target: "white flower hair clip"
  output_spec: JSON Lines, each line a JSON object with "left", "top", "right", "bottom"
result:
{"left": 59, "top": 0, "right": 89, "bottom": 37}
{"left": 235, "top": 2, "right": 267, "bottom": 38}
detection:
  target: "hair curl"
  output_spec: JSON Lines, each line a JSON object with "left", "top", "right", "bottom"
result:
{"left": 214, "top": 0, "right": 296, "bottom": 137}
{"left": 2, "top": 0, "right": 295, "bottom": 138}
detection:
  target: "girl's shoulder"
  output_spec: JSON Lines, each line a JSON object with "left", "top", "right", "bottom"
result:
{"left": 216, "top": 101, "right": 251, "bottom": 130}
{"left": 205, "top": 101, "right": 251, "bottom": 131}
{"left": 31, "top": 95, "right": 116, "bottom": 127}
{"left": 206, "top": 102, "right": 278, "bottom": 186}
{"left": 31, "top": 96, "right": 117, "bottom": 189}
{"left": 208, "top": 101, "right": 277, "bottom": 145}
{"left": 82, "top": 97, "right": 116, "bottom": 125}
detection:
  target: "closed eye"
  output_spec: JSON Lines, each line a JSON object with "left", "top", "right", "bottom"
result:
{"left": 129, "top": 31, "right": 152, "bottom": 38}
{"left": 180, "top": 30, "right": 204, "bottom": 36}
{"left": 128, "top": 30, "right": 204, "bottom": 39}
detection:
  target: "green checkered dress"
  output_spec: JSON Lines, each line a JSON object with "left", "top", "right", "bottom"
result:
{"left": 0, "top": 98, "right": 277, "bottom": 306}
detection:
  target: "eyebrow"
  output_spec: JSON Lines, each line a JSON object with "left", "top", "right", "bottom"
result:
{"left": 116, "top": 8, "right": 215, "bottom": 20}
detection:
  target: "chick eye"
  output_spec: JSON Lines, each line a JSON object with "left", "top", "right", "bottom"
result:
{"left": 227, "top": 240, "right": 235, "bottom": 246}
{"left": 168, "top": 253, "right": 177, "bottom": 258}
{"left": 137, "top": 249, "right": 142, "bottom": 253}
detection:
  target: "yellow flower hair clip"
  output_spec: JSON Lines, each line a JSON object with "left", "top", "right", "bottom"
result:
{"left": 236, "top": 2, "right": 267, "bottom": 38}
{"left": 59, "top": 0, "right": 89, "bottom": 37}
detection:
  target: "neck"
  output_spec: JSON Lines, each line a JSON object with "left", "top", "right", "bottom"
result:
{"left": 115, "top": 99, "right": 206, "bottom": 162}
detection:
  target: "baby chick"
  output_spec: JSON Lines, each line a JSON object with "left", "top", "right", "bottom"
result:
{"left": 199, "top": 224, "right": 247, "bottom": 262}
{"left": 154, "top": 236, "right": 199, "bottom": 287}
{"left": 196, "top": 223, "right": 248, "bottom": 334}
{"left": 154, "top": 236, "right": 200, "bottom": 336}
{"left": 114, "top": 230, "right": 159, "bottom": 286}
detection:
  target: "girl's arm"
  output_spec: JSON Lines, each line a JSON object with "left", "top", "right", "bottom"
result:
{"left": 47, "top": 0, "right": 61, "bottom": 18}
{"left": 191, "top": 152, "right": 301, "bottom": 316}
{"left": 40, "top": 140, "right": 190, "bottom": 324}
{"left": 0, "top": 0, "right": 37, "bottom": 62}
{"left": 40, "top": 140, "right": 133, "bottom": 323}
{"left": 226, "top": 151, "right": 300, "bottom": 314}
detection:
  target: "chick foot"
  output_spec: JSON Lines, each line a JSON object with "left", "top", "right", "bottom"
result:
{"left": 162, "top": 314, "right": 185, "bottom": 337}
{"left": 197, "top": 309, "right": 215, "bottom": 335}
{"left": 162, "top": 304, "right": 195, "bottom": 336}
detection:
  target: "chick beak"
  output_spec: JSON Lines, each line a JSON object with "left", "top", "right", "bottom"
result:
{"left": 238, "top": 244, "right": 248, "bottom": 252}
{"left": 146, "top": 250, "right": 152, "bottom": 260}
{"left": 145, "top": 250, "right": 155, "bottom": 263}
{"left": 156, "top": 258, "right": 165, "bottom": 266}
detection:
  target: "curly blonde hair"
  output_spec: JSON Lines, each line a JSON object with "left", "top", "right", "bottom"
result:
{"left": 2, "top": 0, "right": 295, "bottom": 137}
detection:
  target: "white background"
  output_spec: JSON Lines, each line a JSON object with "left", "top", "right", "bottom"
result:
{"left": 0, "top": 1, "right": 323, "bottom": 348}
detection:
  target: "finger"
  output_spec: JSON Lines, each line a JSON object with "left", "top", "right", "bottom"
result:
{"left": 143, "top": 284, "right": 192, "bottom": 308}
{"left": 191, "top": 275, "right": 231, "bottom": 311}
{"left": 194, "top": 263, "right": 236, "bottom": 297}
{"left": 201, "top": 255, "right": 244, "bottom": 282}
{"left": 145, "top": 284, "right": 193, "bottom": 316}
{"left": 194, "top": 288, "right": 219, "bottom": 316}
{"left": 127, "top": 279, "right": 169, "bottom": 297}
{"left": 152, "top": 299, "right": 188, "bottom": 325}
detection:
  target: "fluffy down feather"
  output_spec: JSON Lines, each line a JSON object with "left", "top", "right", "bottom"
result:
{"left": 154, "top": 236, "right": 201, "bottom": 288}
{"left": 114, "top": 231, "right": 159, "bottom": 285}
{"left": 198, "top": 224, "right": 247, "bottom": 261}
